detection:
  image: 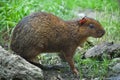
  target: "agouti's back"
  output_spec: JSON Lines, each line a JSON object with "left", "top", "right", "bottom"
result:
{"left": 11, "top": 12, "right": 74, "bottom": 55}
{"left": 10, "top": 12, "right": 105, "bottom": 74}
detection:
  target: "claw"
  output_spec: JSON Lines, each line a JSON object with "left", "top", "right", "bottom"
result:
{"left": 73, "top": 68, "right": 79, "bottom": 75}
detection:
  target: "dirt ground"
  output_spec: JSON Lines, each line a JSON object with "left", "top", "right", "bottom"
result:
{"left": 43, "top": 69, "right": 81, "bottom": 80}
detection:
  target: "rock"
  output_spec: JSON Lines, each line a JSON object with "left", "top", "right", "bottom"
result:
{"left": 84, "top": 42, "right": 120, "bottom": 58}
{"left": 107, "top": 58, "right": 120, "bottom": 78}
{"left": 0, "top": 46, "right": 44, "bottom": 80}
{"left": 112, "top": 63, "right": 120, "bottom": 73}
{"left": 105, "top": 75, "right": 120, "bottom": 80}
{"left": 109, "top": 58, "right": 120, "bottom": 67}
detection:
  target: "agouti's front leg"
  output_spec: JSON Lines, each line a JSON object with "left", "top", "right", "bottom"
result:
{"left": 64, "top": 55, "right": 79, "bottom": 75}
{"left": 63, "top": 46, "right": 79, "bottom": 75}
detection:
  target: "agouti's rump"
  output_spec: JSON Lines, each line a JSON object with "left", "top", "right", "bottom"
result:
{"left": 10, "top": 12, "right": 105, "bottom": 74}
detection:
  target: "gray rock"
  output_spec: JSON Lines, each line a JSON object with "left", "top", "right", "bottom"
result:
{"left": 109, "top": 58, "right": 120, "bottom": 67}
{"left": 112, "top": 63, "right": 120, "bottom": 73}
{"left": 0, "top": 46, "right": 44, "bottom": 80}
{"left": 105, "top": 75, "right": 120, "bottom": 80}
{"left": 84, "top": 42, "right": 120, "bottom": 58}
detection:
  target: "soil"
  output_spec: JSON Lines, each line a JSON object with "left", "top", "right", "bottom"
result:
{"left": 39, "top": 54, "right": 91, "bottom": 80}
{"left": 38, "top": 55, "right": 82, "bottom": 80}
{"left": 43, "top": 67, "right": 81, "bottom": 80}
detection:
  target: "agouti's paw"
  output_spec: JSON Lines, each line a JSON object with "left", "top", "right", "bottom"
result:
{"left": 73, "top": 68, "right": 79, "bottom": 75}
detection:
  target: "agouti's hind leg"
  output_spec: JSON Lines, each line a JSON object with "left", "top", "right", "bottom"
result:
{"left": 25, "top": 52, "right": 62, "bottom": 70}
{"left": 20, "top": 48, "right": 47, "bottom": 70}
{"left": 28, "top": 59, "right": 62, "bottom": 70}
{"left": 23, "top": 52, "right": 50, "bottom": 70}
{"left": 26, "top": 56, "right": 50, "bottom": 70}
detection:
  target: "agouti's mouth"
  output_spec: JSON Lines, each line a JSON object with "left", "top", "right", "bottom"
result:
{"left": 97, "top": 30, "right": 105, "bottom": 37}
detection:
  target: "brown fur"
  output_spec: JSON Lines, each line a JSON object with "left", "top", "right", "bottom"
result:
{"left": 10, "top": 12, "right": 105, "bottom": 74}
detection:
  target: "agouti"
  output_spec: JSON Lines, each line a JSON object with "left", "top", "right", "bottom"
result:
{"left": 10, "top": 12, "right": 105, "bottom": 75}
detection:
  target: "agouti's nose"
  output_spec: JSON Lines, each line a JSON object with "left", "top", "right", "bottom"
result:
{"left": 98, "top": 30, "right": 105, "bottom": 37}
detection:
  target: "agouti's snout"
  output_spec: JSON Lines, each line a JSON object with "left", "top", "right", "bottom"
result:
{"left": 97, "top": 30, "right": 105, "bottom": 37}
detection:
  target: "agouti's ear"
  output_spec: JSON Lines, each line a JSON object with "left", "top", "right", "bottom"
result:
{"left": 79, "top": 17, "right": 87, "bottom": 25}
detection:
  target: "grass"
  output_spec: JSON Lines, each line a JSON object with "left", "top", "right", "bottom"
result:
{"left": 74, "top": 52, "right": 110, "bottom": 79}
{"left": 0, "top": 0, "right": 120, "bottom": 79}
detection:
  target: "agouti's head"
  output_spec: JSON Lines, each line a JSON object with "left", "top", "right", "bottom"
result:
{"left": 78, "top": 17, "right": 105, "bottom": 38}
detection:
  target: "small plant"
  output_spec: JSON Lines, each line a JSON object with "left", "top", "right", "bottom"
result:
{"left": 74, "top": 53, "right": 110, "bottom": 79}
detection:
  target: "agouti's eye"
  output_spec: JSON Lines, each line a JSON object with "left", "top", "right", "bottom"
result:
{"left": 89, "top": 24, "right": 94, "bottom": 29}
